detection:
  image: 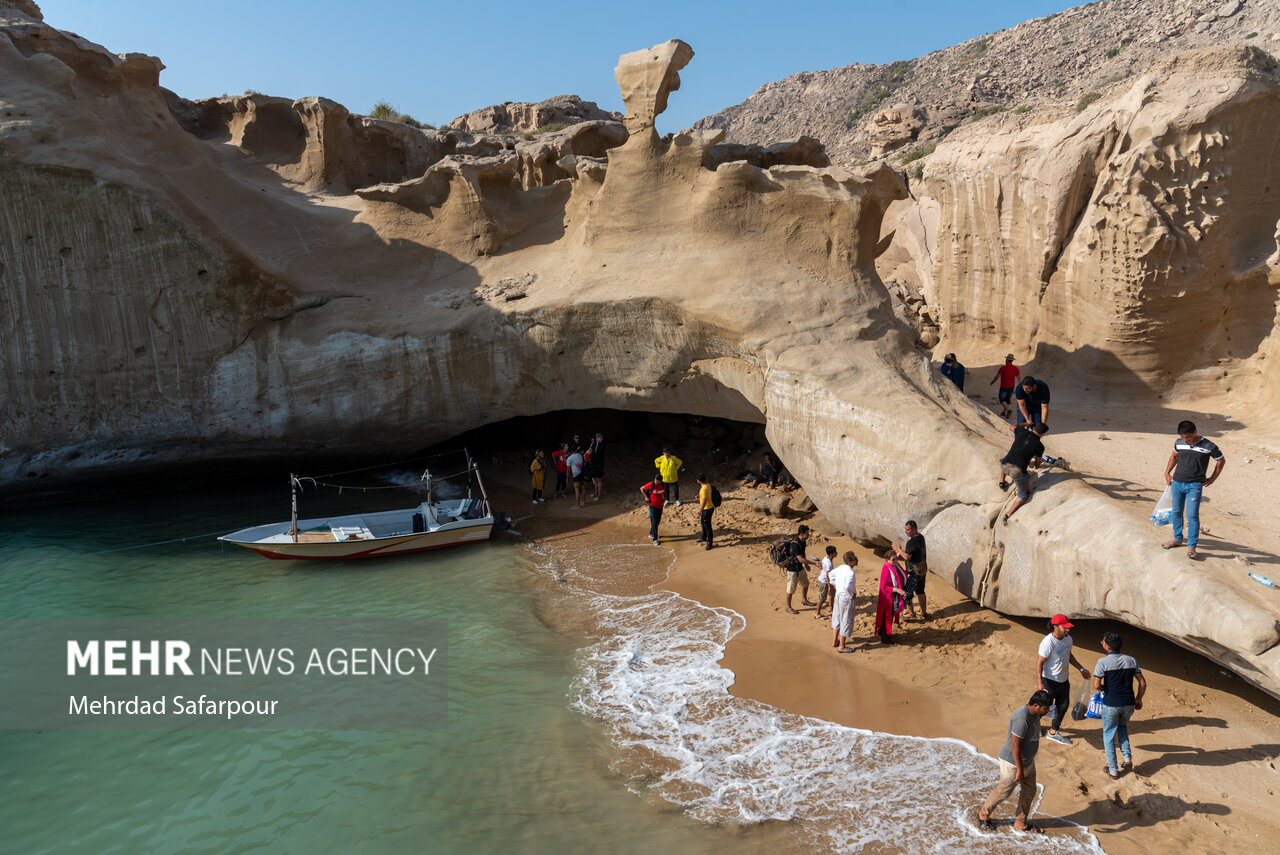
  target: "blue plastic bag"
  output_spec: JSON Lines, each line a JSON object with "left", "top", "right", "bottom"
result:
{"left": 1150, "top": 486, "right": 1173, "bottom": 527}
{"left": 1085, "top": 691, "right": 1105, "bottom": 719}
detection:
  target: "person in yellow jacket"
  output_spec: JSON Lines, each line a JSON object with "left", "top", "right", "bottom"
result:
{"left": 653, "top": 448, "right": 684, "bottom": 505}
{"left": 530, "top": 449, "right": 546, "bottom": 504}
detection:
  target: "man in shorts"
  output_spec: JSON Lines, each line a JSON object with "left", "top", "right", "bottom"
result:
{"left": 815, "top": 545, "right": 838, "bottom": 620}
{"left": 998, "top": 422, "right": 1049, "bottom": 524}
{"left": 784, "top": 525, "right": 818, "bottom": 614}
{"left": 1015, "top": 376, "right": 1050, "bottom": 427}
{"left": 891, "top": 520, "right": 928, "bottom": 620}
{"left": 1161, "top": 419, "right": 1225, "bottom": 560}
{"left": 990, "top": 354, "right": 1020, "bottom": 419}
{"left": 567, "top": 446, "right": 587, "bottom": 509}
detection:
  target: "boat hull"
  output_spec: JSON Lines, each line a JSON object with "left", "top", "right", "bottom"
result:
{"left": 220, "top": 501, "right": 494, "bottom": 561}
{"left": 227, "top": 523, "right": 493, "bottom": 560}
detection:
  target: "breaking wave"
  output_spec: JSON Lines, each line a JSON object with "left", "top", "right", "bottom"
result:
{"left": 534, "top": 542, "right": 1103, "bottom": 854}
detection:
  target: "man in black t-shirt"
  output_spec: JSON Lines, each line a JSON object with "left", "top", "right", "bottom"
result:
{"left": 891, "top": 520, "right": 929, "bottom": 620}
{"left": 999, "top": 423, "right": 1049, "bottom": 524}
{"left": 1161, "top": 419, "right": 1225, "bottom": 560}
{"left": 1014, "top": 376, "right": 1050, "bottom": 427}
{"left": 784, "top": 525, "right": 819, "bottom": 614}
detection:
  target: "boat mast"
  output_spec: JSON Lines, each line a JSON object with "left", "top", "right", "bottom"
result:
{"left": 289, "top": 473, "right": 299, "bottom": 542}
{"left": 468, "top": 448, "right": 491, "bottom": 517}
{"left": 464, "top": 448, "right": 474, "bottom": 500}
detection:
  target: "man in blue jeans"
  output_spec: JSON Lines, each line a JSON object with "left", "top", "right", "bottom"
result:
{"left": 1162, "top": 419, "right": 1225, "bottom": 560}
{"left": 1092, "top": 631, "right": 1147, "bottom": 779}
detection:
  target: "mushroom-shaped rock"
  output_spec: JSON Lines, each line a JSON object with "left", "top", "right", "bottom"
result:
{"left": 614, "top": 39, "right": 694, "bottom": 136}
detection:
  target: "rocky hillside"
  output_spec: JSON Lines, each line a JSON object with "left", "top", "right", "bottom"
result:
{"left": 696, "top": 0, "right": 1280, "bottom": 163}
{"left": 448, "top": 94, "right": 620, "bottom": 135}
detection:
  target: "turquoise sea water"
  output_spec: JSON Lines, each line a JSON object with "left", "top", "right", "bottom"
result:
{"left": 1, "top": 483, "right": 1105, "bottom": 854}
{"left": 0, "top": 484, "right": 758, "bottom": 855}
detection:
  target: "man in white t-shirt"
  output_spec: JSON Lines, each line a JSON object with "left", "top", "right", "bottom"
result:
{"left": 814, "top": 546, "right": 838, "bottom": 620}
{"left": 1036, "top": 614, "right": 1090, "bottom": 745}
{"left": 829, "top": 551, "right": 858, "bottom": 653}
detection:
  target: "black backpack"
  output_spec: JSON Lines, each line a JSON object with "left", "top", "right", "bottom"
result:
{"left": 710, "top": 486, "right": 722, "bottom": 507}
{"left": 769, "top": 538, "right": 797, "bottom": 567}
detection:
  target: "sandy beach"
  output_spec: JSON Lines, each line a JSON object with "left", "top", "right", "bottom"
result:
{"left": 497, "top": 434, "right": 1280, "bottom": 855}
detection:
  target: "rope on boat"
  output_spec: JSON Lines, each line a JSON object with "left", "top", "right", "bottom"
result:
{"left": 311, "top": 451, "right": 471, "bottom": 480}
{"left": 304, "top": 466, "right": 476, "bottom": 493}
{"left": 94, "top": 528, "right": 241, "bottom": 554}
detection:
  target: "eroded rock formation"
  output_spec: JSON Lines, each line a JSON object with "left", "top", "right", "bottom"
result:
{"left": 2, "top": 4, "right": 1279, "bottom": 698}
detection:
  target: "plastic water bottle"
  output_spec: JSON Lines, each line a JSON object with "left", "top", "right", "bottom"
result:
{"left": 1249, "top": 572, "right": 1277, "bottom": 588}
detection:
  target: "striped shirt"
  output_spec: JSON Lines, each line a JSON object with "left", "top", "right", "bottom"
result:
{"left": 1172, "top": 437, "right": 1223, "bottom": 483}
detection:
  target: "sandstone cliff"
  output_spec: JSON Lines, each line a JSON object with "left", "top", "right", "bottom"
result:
{"left": 2, "top": 2, "right": 1279, "bottom": 699}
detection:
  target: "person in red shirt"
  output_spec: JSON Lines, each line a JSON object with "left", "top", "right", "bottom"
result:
{"left": 990, "top": 354, "right": 1021, "bottom": 419}
{"left": 640, "top": 471, "right": 668, "bottom": 545}
{"left": 551, "top": 442, "right": 570, "bottom": 498}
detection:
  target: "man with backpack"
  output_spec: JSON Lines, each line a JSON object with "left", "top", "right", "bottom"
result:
{"left": 695, "top": 473, "right": 720, "bottom": 550}
{"left": 778, "top": 524, "right": 818, "bottom": 614}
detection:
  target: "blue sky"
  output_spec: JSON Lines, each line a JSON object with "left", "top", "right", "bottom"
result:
{"left": 38, "top": 1, "right": 1078, "bottom": 130}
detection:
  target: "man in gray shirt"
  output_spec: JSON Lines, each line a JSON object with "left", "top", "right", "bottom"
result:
{"left": 978, "top": 690, "right": 1053, "bottom": 834}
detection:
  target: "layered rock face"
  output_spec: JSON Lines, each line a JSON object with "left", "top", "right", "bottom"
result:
{"left": 880, "top": 46, "right": 1280, "bottom": 404}
{"left": 2, "top": 3, "right": 1279, "bottom": 698}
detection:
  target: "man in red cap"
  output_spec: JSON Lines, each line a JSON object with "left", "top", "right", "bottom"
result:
{"left": 1036, "top": 614, "right": 1090, "bottom": 745}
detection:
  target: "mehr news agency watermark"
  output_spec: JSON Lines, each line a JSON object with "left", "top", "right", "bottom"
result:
{"left": 0, "top": 619, "right": 448, "bottom": 729}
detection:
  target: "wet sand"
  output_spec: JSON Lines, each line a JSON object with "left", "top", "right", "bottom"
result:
{"left": 494, "top": 450, "right": 1280, "bottom": 854}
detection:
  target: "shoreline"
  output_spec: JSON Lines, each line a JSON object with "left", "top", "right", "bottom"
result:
{"left": 496, "top": 453, "right": 1280, "bottom": 854}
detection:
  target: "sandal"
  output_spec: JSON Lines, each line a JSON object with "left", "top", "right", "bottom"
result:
{"left": 1162, "top": 539, "right": 1184, "bottom": 549}
{"left": 1013, "top": 823, "right": 1045, "bottom": 834}
{"left": 1187, "top": 548, "right": 1201, "bottom": 560}
{"left": 1103, "top": 766, "right": 1121, "bottom": 779}
{"left": 977, "top": 813, "right": 995, "bottom": 832}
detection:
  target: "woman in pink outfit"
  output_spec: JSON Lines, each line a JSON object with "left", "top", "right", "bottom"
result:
{"left": 875, "top": 556, "right": 908, "bottom": 644}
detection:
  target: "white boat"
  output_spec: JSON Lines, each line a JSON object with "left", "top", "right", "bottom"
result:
{"left": 220, "top": 455, "right": 495, "bottom": 561}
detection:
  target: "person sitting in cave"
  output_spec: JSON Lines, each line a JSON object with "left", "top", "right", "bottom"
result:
{"left": 745, "top": 452, "right": 781, "bottom": 488}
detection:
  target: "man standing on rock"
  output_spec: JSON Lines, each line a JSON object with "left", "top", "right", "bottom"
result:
{"left": 940, "top": 352, "right": 966, "bottom": 391}
{"left": 990, "top": 354, "right": 1021, "bottom": 419}
{"left": 1035, "top": 614, "right": 1090, "bottom": 746}
{"left": 1015, "top": 376, "right": 1050, "bottom": 428}
{"left": 654, "top": 448, "right": 684, "bottom": 505}
{"left": 640, "top": 470, "right": 668, "bottom": 545}
{"left": 999, "top": 422, "right": 1050, "bottom": 525}
{"left": 891, "top": 520, "right": 929, "bottom": 621}
{"left": 784, "top": 525, "right": 819, "bottom": 614}
{"left": 1162, "top": 419, "right": 1225, "bottom": 561}
{"left": 977, "top": 690, "right": 1053, "bottom": 834}
{"left": 695, "top": 473, "right": 716, "bottom": 550}
{"left": 1093, "top": 632, "right": 1146, "bottom": 779}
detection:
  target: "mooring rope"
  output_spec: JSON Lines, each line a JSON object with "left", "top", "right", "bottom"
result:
{"left": 94, "top": 528, "right": 241, "bottom": 554}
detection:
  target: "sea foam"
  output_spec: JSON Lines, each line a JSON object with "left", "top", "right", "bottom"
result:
{"left": 534, "top": 542, "right": 1103, "bottom": 854}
